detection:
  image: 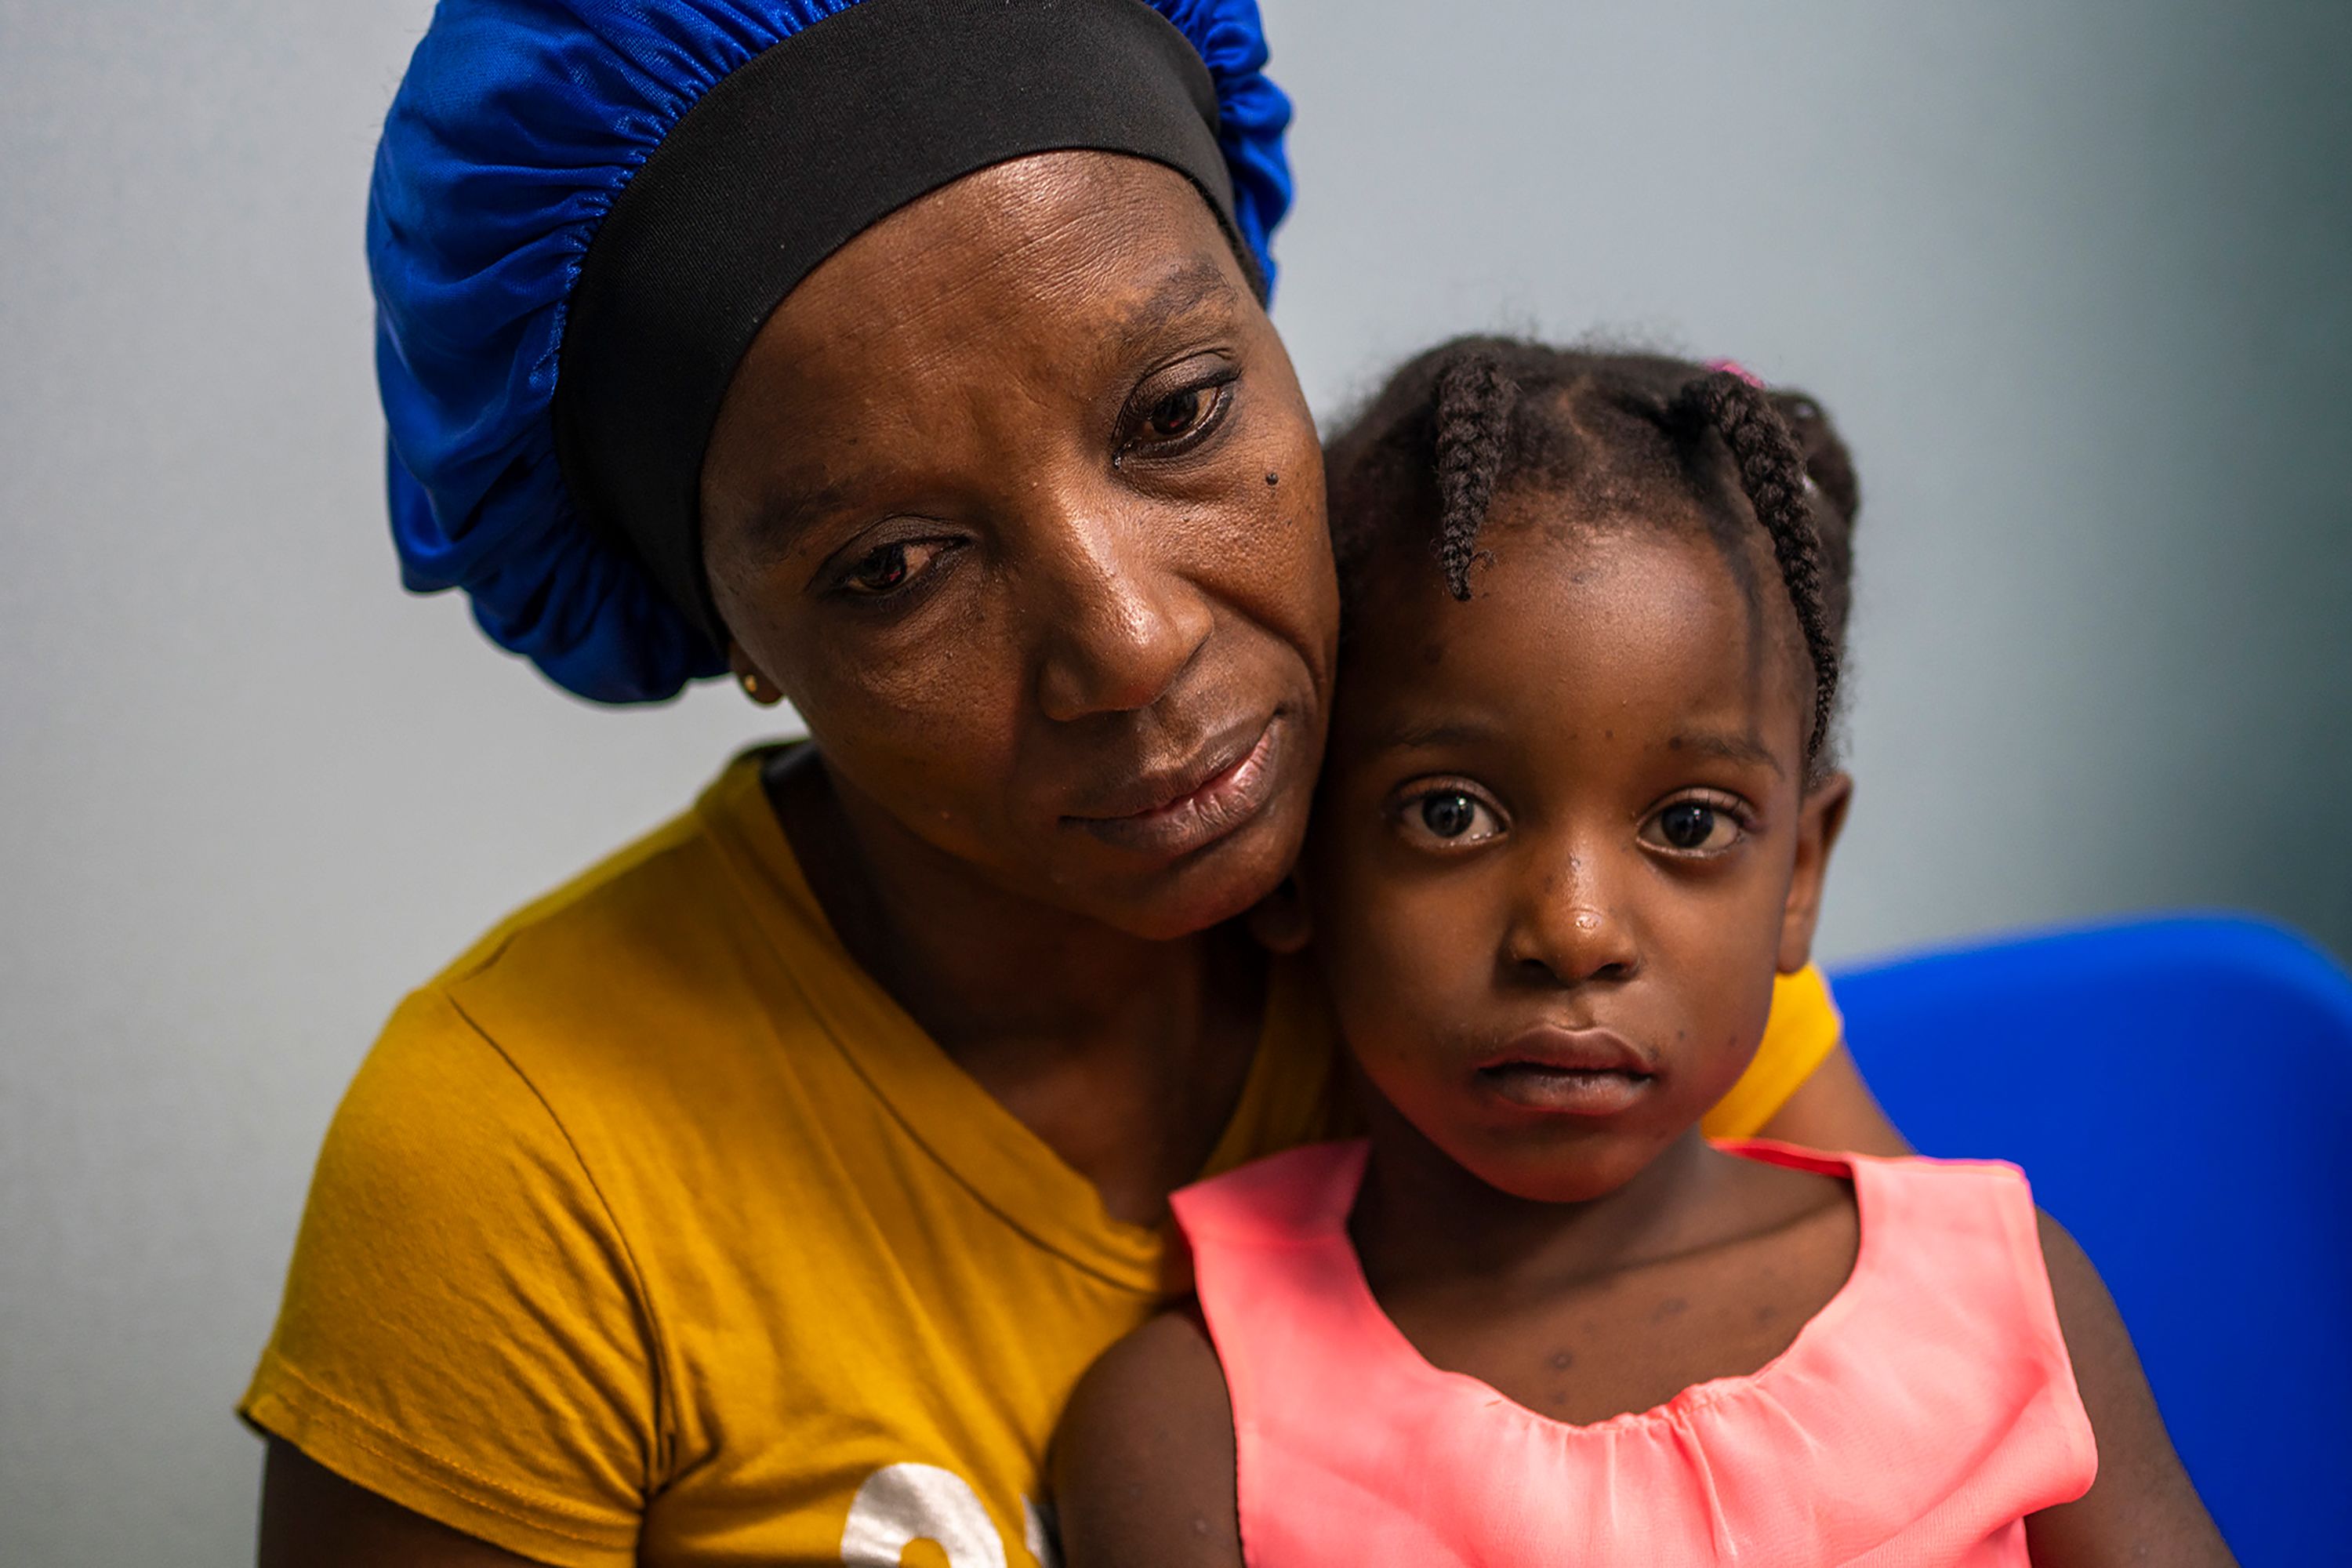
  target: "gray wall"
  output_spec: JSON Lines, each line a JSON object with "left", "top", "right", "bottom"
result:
{"left": 2, "top": 1, "right": 2345, "bottom": 1562}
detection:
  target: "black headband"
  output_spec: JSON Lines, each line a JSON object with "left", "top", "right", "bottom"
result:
{"left": 550, "top": 0, "right": 1248, "bottom": 655}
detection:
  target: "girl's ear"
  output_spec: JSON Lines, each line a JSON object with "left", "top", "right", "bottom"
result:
{"left": 1778, "top": 771, "right": 1853, "bottom": 975}
{"left": 1246, "top": 873, "right": 1314, "bottom": 955}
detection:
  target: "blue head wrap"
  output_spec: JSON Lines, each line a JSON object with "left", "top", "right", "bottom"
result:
{"left": 371, "top": 0, "right": 1294, "bottom": 704}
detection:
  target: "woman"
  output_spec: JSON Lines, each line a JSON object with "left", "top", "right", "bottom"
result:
{"left": 247, "top": 2, "right": 1901, "bottom": 1563}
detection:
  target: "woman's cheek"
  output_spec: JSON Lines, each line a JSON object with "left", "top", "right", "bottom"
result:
{"left": 1204, "top": 398, "right": 1336, "bottom": 671}
{"left": 779, "top": 563, "right": 1007, "bottom": 721}
{"left": 767, "top": 601, "right": 1026, "bottom": 835}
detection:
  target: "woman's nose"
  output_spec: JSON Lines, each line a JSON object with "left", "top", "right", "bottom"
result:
{"left": 1031, "top": 503, "right": 1214, "bottom": 722}
{"left": 1502, "top": 848, "right": 1642, "bottom": 987}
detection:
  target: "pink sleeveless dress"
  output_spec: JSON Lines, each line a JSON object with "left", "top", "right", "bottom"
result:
{"left": 1171, "top": 1139, "right": 2096, "bottom": 1566}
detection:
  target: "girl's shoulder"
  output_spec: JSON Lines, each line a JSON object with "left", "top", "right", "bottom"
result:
{"left": 1719, "top": 1140, "right": 2038, "bottom": 1250}
{"left": 1715, "top": 1141, "right": 2062, "bottom": 1341}
{"left": 1054, "top": 1305, "right": 1247, "bottom": 1568}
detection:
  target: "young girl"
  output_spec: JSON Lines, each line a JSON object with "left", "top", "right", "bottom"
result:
{"left": 1052, "top": 341, "right": 2231, "bottom": 1566}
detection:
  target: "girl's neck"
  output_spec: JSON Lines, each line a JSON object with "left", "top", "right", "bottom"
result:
{"left": 767, "top": 743, "right": 1265, "bottom": 1223}
{"left": 1350, "top": 1102, "right": 1728, "bottom": 1295}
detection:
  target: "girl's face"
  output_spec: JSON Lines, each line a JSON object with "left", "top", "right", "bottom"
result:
{"left": 1305, "top": 507, "right": 1848, "bottom": 1203}
{"left": 701, "top": 151, "right": 1336, "bottom": 941}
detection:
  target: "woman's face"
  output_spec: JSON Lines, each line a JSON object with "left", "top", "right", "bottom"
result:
{"left": 701, "top": 151, "right": 1336, "bottom": 942}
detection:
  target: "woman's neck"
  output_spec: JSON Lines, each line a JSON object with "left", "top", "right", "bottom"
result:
{"left": 767, "top": 744, "right": 1265, "bottom": 1225}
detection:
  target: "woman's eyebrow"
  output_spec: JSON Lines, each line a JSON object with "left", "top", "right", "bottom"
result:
{"left": 1110, "top": 257, "right": 1242, "bottom": 356}
{"left": 750, "top": 476, "right": 854, "bottom": 557}
{"left": 746, "top": 261, "right": 1243, "bottom": 546}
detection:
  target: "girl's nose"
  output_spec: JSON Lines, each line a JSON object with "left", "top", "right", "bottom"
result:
{"left": 1032, "top": 503, "right": 1214, "bottom": 722}
{"left": 1502, "top": 850, "right": 1642, "bottom": 987}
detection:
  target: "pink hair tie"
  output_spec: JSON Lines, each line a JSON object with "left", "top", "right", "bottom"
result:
{"left": 1708, "top": 357, "right": 1816, "bottom": 492}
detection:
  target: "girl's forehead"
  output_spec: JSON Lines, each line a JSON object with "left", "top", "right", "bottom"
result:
{"left": 1335, "top": 521, "right": 1809, "bottom": 760}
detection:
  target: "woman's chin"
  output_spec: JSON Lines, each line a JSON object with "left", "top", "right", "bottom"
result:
{"left": 1073, "top": 802, "right": 1308, "bottom": 944}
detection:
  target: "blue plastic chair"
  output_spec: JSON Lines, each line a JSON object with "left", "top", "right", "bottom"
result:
{"left": 1832, "top": 913, "right": 2352, "bottom": 1566}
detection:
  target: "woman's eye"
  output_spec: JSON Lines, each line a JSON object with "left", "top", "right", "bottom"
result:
{"left": 1121, "top": 375, "right": 1232, "bottom": 459}
{"left": 1399, "top": 788, "right": 1504, "bottom": 848}
{"left": 1642, "top": 800, "right": 1744, "bottom": 854}
{"left": 837, "top": 539, "right": 952, "bottom": 598}
{"left": 1145, "top": 387, "right": 1209, "bottom": 439}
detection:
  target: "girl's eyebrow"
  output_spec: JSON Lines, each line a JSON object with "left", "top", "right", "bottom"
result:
{"left": 1371, "top": 716, "right": 1501, "bottom": 752}
{"left": 1667, "top": 728, "right": 1784, "bottom": 775}
{"left": 1374, "top": 718, "right": 1784, "bottom": 779}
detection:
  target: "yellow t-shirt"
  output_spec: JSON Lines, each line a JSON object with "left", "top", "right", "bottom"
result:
{"left": 241, "top": 750, "right": 1843, "bottom": 1567}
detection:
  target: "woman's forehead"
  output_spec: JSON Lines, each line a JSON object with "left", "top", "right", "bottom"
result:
{"left": 771, "top": 153, "right": 1246, "bottom": 346}
{"left": 721, "top": 154, "right": 1253, "bottom": 431}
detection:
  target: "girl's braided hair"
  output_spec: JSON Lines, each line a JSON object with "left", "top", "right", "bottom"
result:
{"left": 1325, "top": 337, "right": 1861, "bottom": 776}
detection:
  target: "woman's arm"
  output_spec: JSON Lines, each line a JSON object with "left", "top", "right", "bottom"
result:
{"left": 259, "top": 1442, "right": 545, "bottom": 1567}
{"left": 1053, "top": 1308, "right": 1245, "bottom": 1568}
{"left": 2024, "top": 1214, "right": 2234, "bottom": 1567}
{"left": 1754, "top": 1043, "right": 1911, "bottom": 1156}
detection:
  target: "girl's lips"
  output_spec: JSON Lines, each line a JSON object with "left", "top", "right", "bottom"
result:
{"left": 1474, "top": 1026, "right": 1657, "bottom": 1116}
{"left": 1068, "top": 717, "right": 1285, "bottom": 861}
{"left": 1476, "top": 1064, "right": 1655, "bottom": 1116}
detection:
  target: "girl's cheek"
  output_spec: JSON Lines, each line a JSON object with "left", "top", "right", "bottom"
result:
{"left": 1359, "top": 908, "right": 1474, "bottom": 1029}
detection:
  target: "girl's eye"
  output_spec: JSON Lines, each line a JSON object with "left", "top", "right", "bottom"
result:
{"left": 837, "top": 539, "right": 953, "bottom": 598}
{"left": 1399, "top": 788, "right": 1504, "bottom": 848}
{"left": 1642, "top": 800, "right": 1744, "bottom": 855}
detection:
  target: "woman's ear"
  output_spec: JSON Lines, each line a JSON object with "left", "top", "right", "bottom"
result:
{"left": 1246, "top": 873, "right": 1313, "bottom": 955}
{"left": 728, "top": 640, "right": 786, "bottom": 706}
{"left": 1778, "top": 771, "right": 1853, "bottom": 975}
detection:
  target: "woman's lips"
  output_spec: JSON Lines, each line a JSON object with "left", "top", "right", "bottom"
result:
{"left": 1066, "top": 717, "right": 1284, "bottom": 861}
{"left": 1474, "top": 1026, "right": 1657, "bottom": 1116}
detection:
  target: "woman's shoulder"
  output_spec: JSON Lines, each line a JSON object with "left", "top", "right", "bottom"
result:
{"left": 296, "top": 746, "right": 887, "bottom": 1301}
{"left": 407, "top": 749, "right": 842, "bottom": 1086}
{"left": 241, "top": 753, "right": 876, "bottom": 1559}
{"left": 428, "top": 753, "right": 779, "bottom": 1008}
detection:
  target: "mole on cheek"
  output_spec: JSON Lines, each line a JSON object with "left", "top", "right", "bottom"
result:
{"left": 1265, "top": 470, "right": 1279, "bottom": 486}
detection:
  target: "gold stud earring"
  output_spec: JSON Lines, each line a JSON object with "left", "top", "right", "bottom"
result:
{"left": 739, "top": 671, "right": 766, "bottom": 702}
